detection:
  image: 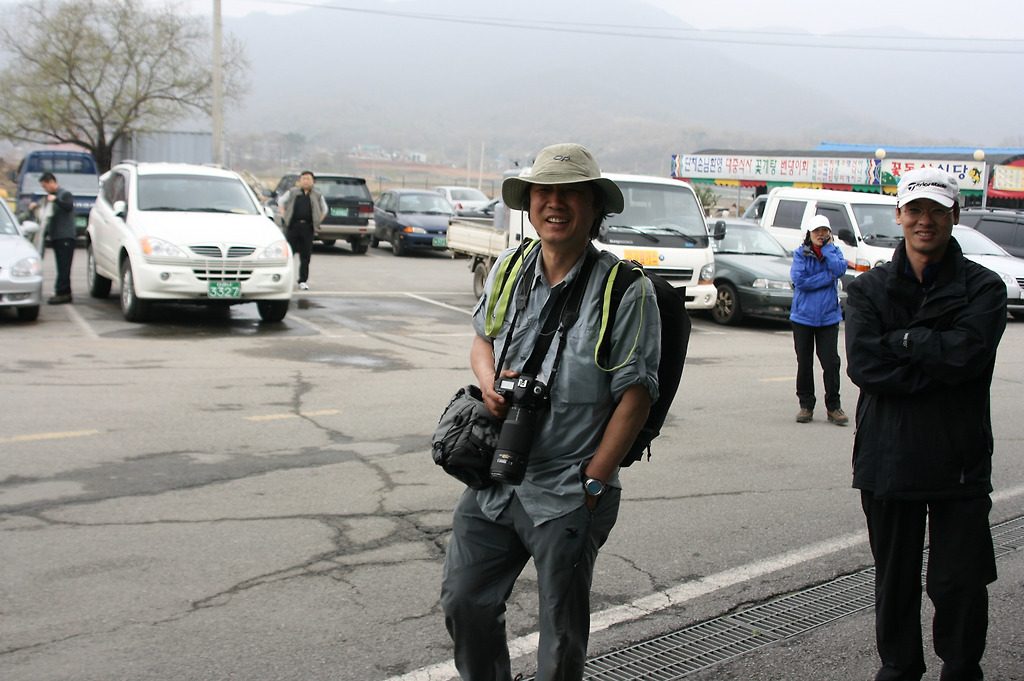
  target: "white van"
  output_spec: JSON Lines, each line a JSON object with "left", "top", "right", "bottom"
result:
{"left": 507, "top": 172, "right": 719, "bottom": 310}
{"left": 760, "top": 187, "right": 900, "bottom": 272}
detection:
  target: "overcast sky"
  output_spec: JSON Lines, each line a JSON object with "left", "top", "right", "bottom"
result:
{"left": 201, "top": 0, "right": 1024, "bottom": 40}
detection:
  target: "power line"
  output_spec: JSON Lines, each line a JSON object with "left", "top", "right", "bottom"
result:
{"left": 242, "top": 0, "right": 1024, "bottom": 55}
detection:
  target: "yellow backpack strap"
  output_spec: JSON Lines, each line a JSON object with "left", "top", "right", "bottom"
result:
{"left": 595, "top": 260, "right": 646, "bottom": 372}
{"left": 484, "top": 238, "right": 537, "bottom": 336}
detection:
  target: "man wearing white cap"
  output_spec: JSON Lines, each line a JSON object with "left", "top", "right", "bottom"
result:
{"left": 845, "top": 167, "right": 1006, "bottom": 680}
{"left": 441, "top": 143, "right": 661, "bottom": 681}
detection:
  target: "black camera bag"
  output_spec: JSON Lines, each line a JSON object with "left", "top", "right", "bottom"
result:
{"left": 431, "top": 384, "right": 502, "bottom": 490}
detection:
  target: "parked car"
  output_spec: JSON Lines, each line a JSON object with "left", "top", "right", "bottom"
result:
{"left": 457, "top": 197, "right": 501, "bottom": 220}
{"left": 0, "top": 201, "right": 43, "bottom": 321}
{"left": 709, "top": 219, "right": 796, "bottom": 325}
{"left": 265, "top": 173, "right": 374, "bottom": 253}
{"left": 434, "top": 186, "right": 490, "bottom": 215}
{"left": 957, "top": 208, "right": 1024, "bottom": 258}
{"left": 372, "top": 189, "right": 453, "bottom": 256}
{"left": 953, "top": 226, "right": 1024, "bottom": 319}
{"left": 13, "top": 148, "right": 100, "bottom": 238}
{"left": 86, "top": 162, "right": 294, "bottom": 322}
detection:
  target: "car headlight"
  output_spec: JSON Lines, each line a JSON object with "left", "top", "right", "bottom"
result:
{"left": 140, "top": 237, "right": 186, "bottom": 258}
{"left": 259, "top": 240, "right": 291, "bottom": 259}
{"left": 402, "top": 226, "right": 427, "bottom": 234}
{"left": 997, "top": 271, "right": 1020, "bottom": 291}
{"left": 699, "top": 262, "right": 715, "bottom": 284}
{"left": 752, "top": 278, "right": 792, "bottom": 290}
{"left": 11, "top": 256, "right": 42, "bottom": 278}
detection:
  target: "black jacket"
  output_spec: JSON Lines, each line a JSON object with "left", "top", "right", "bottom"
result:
{"left": 845, "top": 238, "right": 1006, "bottom": 500}
{"left": 46, "top": 187, "right": 76, "bottom": 241}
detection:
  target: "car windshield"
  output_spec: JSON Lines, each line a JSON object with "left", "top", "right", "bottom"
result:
{"left": 954, "top": 228, "right": 1009, "bottom": 256}
{"left": 448, "top": 188, "right": 487, "bottom": 201}
{"left": 851, "top": 204, "right": 901, "bottom": 239}
{"left": 138, "top": 175, "right": 260, "bottom": 214}
{"left": 714, "top": 226, "right": 788, "bottom": 256}
{"left": 316, "top": 178, "right": 370, "bottom": 200}
{"left": 398, "top": 194, "right": 454, "bottom": 214}
{"left": 605, "top": 181, "right": 708, "bottom": 236}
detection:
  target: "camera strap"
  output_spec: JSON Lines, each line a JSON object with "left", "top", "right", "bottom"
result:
{"left": 493, "top": 246, "right": 596, "bottom": 387}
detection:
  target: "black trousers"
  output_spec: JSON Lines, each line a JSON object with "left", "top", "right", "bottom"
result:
{"left": 52, "top": 237, "right": 76, "bottom": 296}
{"left": 286, "top": 221, "right": 314, "bottom": 283}
{"left": 860, "top": 491, "right": 996, "bottom": 681}
{"left": 791, "top": 321, "right": 841, "bottom": 411}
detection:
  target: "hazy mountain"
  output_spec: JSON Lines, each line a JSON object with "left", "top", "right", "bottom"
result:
{"left": 219, "top": 0, "right": 1019, "bottom": 174}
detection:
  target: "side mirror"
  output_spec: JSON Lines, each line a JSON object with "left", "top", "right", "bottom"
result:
{"left": 112, "top": 200, "right": 127, "bottom": 220}
{"left": 837, "top": 227, "right": 857, "bottom": 246}
{"left": 713, "top": 220, "right": 727, "bottom": 240}
{"left": 21, "top": 220, "right": 40, "bottom": 236}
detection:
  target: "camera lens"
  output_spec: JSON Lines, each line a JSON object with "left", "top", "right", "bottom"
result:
{"left": 490, "top": 405, "right": 537, "bottom": 485}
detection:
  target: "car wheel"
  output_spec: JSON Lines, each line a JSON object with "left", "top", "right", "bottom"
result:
{"left": 87, "top": 244, "right": 112, "bottom": 298}
{"left": 319, "top": 239, "right": 337, "bottom": 247}
{"left": 391, "top": 232, "right": 406, "bottom": 256}
{"left": 16, "top": 305, "right": 40, "bottom": 322}
{"left": 257, "top": 300, "right": 289, "bottom": 322}
{"left": 120, "top": 259, "right": 151, "bottom": 322}
{"left": 1010, "top": 309, "right": 1024, "bottom": 320}
{"left": 473, "top": 262, "right": 489, "bottom": 299}
{"left": 712, "top": 282, "right": 744, "bottom": 325}
{"left": 349, "top": 238, "right": 368, "bottom": 255}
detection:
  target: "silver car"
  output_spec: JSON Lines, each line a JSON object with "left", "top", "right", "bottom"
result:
{"left": 954, "top": 226, "right": 1024, "bottom": 319}
{"left": 0, "top": 201, "right": 43, "bottom": 321}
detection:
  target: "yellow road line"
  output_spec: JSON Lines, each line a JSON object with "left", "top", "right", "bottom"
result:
{"left": 245, "top": 410, "right": 340, "bottom": 421}
{"left": 0, "top": 429, "right": 101, "bottom": 443}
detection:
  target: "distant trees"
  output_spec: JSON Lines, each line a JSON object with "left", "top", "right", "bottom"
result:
{"left": 0, "top": 0, "right": 249, "bottom": 171}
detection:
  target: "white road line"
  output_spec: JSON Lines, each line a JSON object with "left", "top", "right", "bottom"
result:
{"left": 404, "top": 292, "right": 474, "bottom": 315}
{"left": 65, "top": 304, "right": 99, "bottom": 339}
{"left": 384, "top": 483, "right": 1024, "bottom": 681}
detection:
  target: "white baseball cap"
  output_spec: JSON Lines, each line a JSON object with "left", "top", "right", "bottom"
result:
{"left": 896, "top": 167, "right": 960, "bottom": 208}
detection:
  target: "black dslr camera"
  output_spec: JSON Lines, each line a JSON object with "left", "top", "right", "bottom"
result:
{"left": 489, "top": 375, "right": 549, "bottom": 485}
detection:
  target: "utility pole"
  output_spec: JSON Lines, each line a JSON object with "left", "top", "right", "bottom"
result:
{"left": 212, "top": 0, "right": 224, "bottom": 166}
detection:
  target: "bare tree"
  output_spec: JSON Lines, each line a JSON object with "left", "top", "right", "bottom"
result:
{"left": 0, "top": 0, "right": 249, "bottom": 171}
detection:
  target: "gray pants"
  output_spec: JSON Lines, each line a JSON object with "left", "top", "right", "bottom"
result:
{"left": 441, "top": 487, "right": 621, "bottom": 681}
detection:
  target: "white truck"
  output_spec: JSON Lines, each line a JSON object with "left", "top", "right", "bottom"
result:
{"left": 757, "top": 187, "right": 900, "bottom": 273}
{"left": 447, "top": 171, "right": 720, "bottom": 309}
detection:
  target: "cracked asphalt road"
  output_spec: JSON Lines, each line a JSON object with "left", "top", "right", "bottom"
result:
{"left": 3, "top": 245, "right": 1022, "bottom": 681}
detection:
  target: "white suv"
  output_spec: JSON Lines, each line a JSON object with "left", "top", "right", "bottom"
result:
{"left": 86, "top": 162, "right": 294, "bottom": 322}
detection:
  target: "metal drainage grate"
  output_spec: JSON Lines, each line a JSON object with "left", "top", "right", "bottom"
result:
{"left": 521, "top": 514, "right": 1024, "bottom": 681}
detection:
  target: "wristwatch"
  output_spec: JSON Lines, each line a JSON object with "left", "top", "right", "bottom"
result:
{"left": 584, "top": 477, "right": 606, "bottom": 497}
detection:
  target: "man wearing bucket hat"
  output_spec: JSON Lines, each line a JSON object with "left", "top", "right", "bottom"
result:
{"left": 789, "top": 214, "right": 849, "bottom": 425}
{"left": 845, "top": 167, "right": 1006, "bottom": 681}
{"left": 440, "top": 143, "right": 661, "bottom": 681}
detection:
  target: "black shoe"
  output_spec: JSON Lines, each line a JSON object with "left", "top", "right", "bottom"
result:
{"left": 47, "top": 294, "right": 72, "bottom": 305}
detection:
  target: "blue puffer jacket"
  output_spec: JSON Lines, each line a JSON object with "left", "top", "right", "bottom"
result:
{"left": 790, "top": 242, "right": 847, "bottom": 327}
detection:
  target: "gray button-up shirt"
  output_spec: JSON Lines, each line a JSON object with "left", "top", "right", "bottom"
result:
{"left": 472, "top": 245, "right": 661, "bottom": 526}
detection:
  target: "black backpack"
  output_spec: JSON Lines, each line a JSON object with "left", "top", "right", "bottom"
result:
{"left": 595, "top": 260, "right": 691, "bottom": 466}
{"left": 486, "top": 242, "right": 691, "bottom": 467}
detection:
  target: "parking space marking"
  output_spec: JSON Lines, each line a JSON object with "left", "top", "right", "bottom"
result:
{"left": 65, "top": 304, "right": 99, "bottom": 339}
{"left": 403, "top": 292, "right": 474, "bottom": 315}
{"left": 245, "top": 410, "right": 340, "bottom": 421}
{"left": 0, "top": 429, "right": 101, "bottom": 443}
{"left": 759, "top": 376, "right": 795, "bottom": 382}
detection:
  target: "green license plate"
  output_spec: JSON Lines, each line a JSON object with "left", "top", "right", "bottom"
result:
{"left": 432, "top": 237, "right": 447, "bottom": 247}
{"left": 208, "top": 281, "right": 241, "bottom": 299}
{"left": 330, "top": 207, "right": 349, "bottom": 217}
{"left": 75, "top": 216, "right": 88, "bottom": 227}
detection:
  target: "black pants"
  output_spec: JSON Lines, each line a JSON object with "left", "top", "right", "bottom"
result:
{"left": 791, "top": 321, "right": 840, "bottom": 411}
{"left": 286, "top": 221, "right": 314, "bottom": 283}
{"left": 52, "top": 238, "right": 76, "bottom": 296}
{"left": 860, "top": 492, "right": 996, "bottom": 681}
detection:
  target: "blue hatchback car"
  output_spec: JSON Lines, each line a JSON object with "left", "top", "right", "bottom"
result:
{"left": 372, "top": 189, "right": 453, "bottom": 256}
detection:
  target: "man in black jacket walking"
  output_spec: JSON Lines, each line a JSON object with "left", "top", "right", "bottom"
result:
{"left": 845, "top": 167, "right": 1006, "bottom": 681}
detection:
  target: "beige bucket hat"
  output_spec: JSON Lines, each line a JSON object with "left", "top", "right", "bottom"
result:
{"left": 501, "top": 143, "right": 624, "bottom": 214}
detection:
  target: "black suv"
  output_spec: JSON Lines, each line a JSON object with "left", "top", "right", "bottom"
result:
{"left": 266, "top": 173, "right": 374, "bottom": 254}
{"left": 958, "top": 208, "right": 1024, "bottom": 258}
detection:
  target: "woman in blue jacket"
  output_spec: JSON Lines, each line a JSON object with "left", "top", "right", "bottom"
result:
{"left": 790, "top": 215, "right": 849, "bottom": 425}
